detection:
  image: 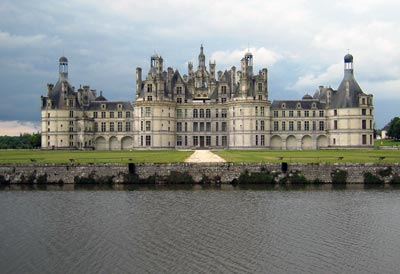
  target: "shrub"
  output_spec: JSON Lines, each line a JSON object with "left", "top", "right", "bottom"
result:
{"left": 363, "top": 172, "right": 384, "bottom": 185}
{"left": 332, "top": 170, "right": 348, "bottom": 184}
{"left": 390, "top": 174, "right": 400, "bottom": 185}
{"left": 238, "top": 169, "right": 275, "bottom": 184}
{"left": 0, "top": 175, "right": 9, "bottom": 185}
{"left": 378, "top": 167, "right": 392, "bottom": 177}
{"left": 288, "top": 171, "right": 309, "bottom": 184}
{"left": 165, "top": 171, "right": 194, "bottom": 184}
{"left": 36, "top": 173, "right": 48, "bottom": 184}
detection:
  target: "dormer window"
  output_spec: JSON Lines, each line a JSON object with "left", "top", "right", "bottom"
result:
{"left": 118, "top": 104, "right": 122, "bottom": 110}
{"left": 281, "top": 103, "right": 286, "bottom": 109}
{"left": 101, "top": 104, "right": 106, "bottom": 110}
{"left": 221, "top": 86, "right": 227, "bottom": 95}
{"left": 312, "top": 103, "right": 316, "bottom": 108}
{"left": 177, "top": 86, "right": 183, "bottom": 95}
{"left": 147, "top": 84, "right": 153, "bottom": 93}
{"left": 297, "top": 103, "right": 301, "bottom": 109}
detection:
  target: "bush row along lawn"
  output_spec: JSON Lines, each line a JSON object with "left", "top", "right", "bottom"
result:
{"left": 374, "top": 139, "right": 400, "bottom": 147}
{"left": 0, "top": 150, "right": 193, "bottom": 164}
{"left": 213, "top": 149, "right": 400, "bottom": 163}
{"left": 0, "top": 149, "right": 399, "bottom": 164}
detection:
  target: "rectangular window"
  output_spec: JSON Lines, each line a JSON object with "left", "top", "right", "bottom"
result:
{"left": 258, "top": 82, "right": 263, "bottom": 91}
{"left": 147, "top": 84, "right": 152, "bottom": 92}
{"left": 282, "top": 111, "right": 286, "bottom": 118}
{"left": 261, "top": 135, "right": 265, "bottom": 146}
{"left": 222, "top": 136, "right": 227, "bottom": 146}
{"left": 216, "top": 122, "right": 219, "bottom": 132}
{"left": 146, "top": 121, "right": 151, "bottom": 131}
{"left": 206, "top": 136, "right": 211, "bottom": 146}
{"left": 221, "top": 86, "right": 227, "bottom": 94}
{"left": 110, "top": 112, "right": 114, "bottom": 118}
{"left": 118, "top": 111, "right": 122, "bottom": 118}
{"left": 126, "top": 111, "right": 131, "bottom": 118}
{"left": 94, "top": 122, "right": 98, "bottom": 132}
{"left": 216, "top": 136, "right": 219, "bottom": 146}
{"left": 312, "top": 121, "right": 316, "bottom": 131}
{"left": 297, "top": 110, "right": 301, "bottom": 117}
{"left": 255, "top": 135, "right": 258, "bottom": 146}
{"left": 184, "top": 122, "right": 188, "bottom": 132}
{"left": 177, "top": 122, "right": 182, "bottom": 132}
{"left": 193, "top": 136, "right": 198, "bottom": 146}
{"left": 140, "top": 121, "right": 143, "bottom": 131}
{"left": 101, "top": 122, "right": 106, "bottom": 132}
{"left": 200, "top": 109, "right": 204, "bottom": 118}
{"left": 221, "top": 98, "right": 226, "bottom": 103}
{"left": 304, "top": 111, "right": 309, "bottom": 117}
{"left": 289, "top": 111, "right": 294, "bottom": 117}
{"left": 319, "top": 121, "right": 325, "bottom": 131}
{"left": 118, "top": 122, "right": 122, "bottom": 132}
{"left": 177, "top": 98, "right": 182, "bottom": 104}
{"left": 193, "top": 122, "right": 198, "bottom": 132}
{"left": 206, "top": 122, "right": 211, "bottom": 132}
{"left": 273, "top": 111, "right": 278, "bottom": 118}
{"left": 370, "top": 120, "right": 372, "bottom": 129}
{"left": 334, "top": 109, "right": 337, "bottom": 116}
{"left": 200, "top": 122, "right": 204, "bottom": 131}
{"left": 222, "top": 122, "right": 227, "bottom": 132}
{"left": 362, "top": 120, "right": 366, "bottom": 129}
{"left": 255, "top": 106, "right": 258, "bottom": 116}
{"left": 206, "top": 109, "right": 211, "bottom": 118}
{"left": 93, "top": 112, "right": 98, "bottom": 118}
{"left": 185, "top": 136, "right": 188, "bottom": 146}
{"left": 110, "top": 122, "right": 114, "bottom": 132}
{"left": 69, "top": 111, "right": 74, "bottom": 118}
{"left": 261, "top": 107, "right": 265, "bottom": 116}
{"left": 312, "top": 111, "right": 316, "bottom": 117}
{"left": 255, "top": 120, "right": 258, "bottom": 131}
{"left": 297, "top": 121, "right": 301, "bottom": 131}
{"left": 362, "top": 134, "right": 367, "bottom": 145}
{"left": 289, "top": 121, "right": 294, "bottom": 131}
{"left": 282, "top": 121, "right": 286, "bottom": 131}
{"left": 193, "top": 109, "right": 198, "bottom": 118}
{"left": 221, "top": 109, "right": 227, "bottom": 118}
{"left": 261, "top": 121, "right": 265, "bottom": 131}
{"left": 126, "top": 122, "right": 131, "bottom": 132}
{"left": 176, "top": 109, "right": 183, "bottom": 118}
{"left": 361, "top": 109, "right": 366, "bottom": 115}
{"left": 177, "top": 86, "right": 183, "bottom": 95}
{"left": 334, "top": 120, "right": 338, "bottom": 130}
{"left": 274, "top": 121, "right": 278, "bottom": 131}
{"left": 319, "top": 110, "right": 324, "bottom": 117}
{"left": 215, "top": 109, "right": 219, "bottom": 118}
{"left": 101, "top": 112, "right": 106, "bottom": 118}
{"left": 146, "top": 135, "right": 151, "bottom": 146}
{"left": 304, "top": 121, "right": 310, "bottom": 131}
{"left": 145, "top": 107, "right": 151, "bottom": 117}
{"left": 177, "top": 136, "right": 182, "bottom": 146}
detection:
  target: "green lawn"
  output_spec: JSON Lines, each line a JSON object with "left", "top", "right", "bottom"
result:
{"left": 213, "top": 149, "right": 400, "bottom": 163}
{"left": 0, "top": 150, "right": 193, "bottom": 164}
{"left": 374, "top": 139, "right": 400, "bottom": 147}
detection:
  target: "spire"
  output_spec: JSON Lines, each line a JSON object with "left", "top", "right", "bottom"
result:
{"left": 198, "top": 44, "right": 205, "bottom": 68}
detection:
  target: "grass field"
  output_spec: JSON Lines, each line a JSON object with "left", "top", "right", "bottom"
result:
{"left": 374, "top": 139, "right": 400, "bottom": 147}
{"left": 0, "top": 150, "right": 193, "bottom": 164}
{"left": 213, "top": 149, "right": 400, "bottom": 163}
{"left": 0, "top": 149, "right": 399, "bottom": 164}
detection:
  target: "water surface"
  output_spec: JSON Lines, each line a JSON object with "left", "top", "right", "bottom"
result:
{"left": 1, "top": 185, "right": 400, "bottom": 274}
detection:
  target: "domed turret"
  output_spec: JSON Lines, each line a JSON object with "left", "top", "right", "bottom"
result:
{"left": 344, "top": 53, "right": 353, "bottom": 63}
{"left": 59, "top": 56, "right": 68, "bottom": 79}
{"left": 302, "top": 93, "right": 313, "bottom": 100}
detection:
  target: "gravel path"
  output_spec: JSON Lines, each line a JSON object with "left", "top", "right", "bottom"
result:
{"left": 184, "top": 150, "right": 226, "bottom": 163}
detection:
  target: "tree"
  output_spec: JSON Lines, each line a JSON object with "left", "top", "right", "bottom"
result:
{"left": 387, "top": 117, "right": 400, "bottom": 140}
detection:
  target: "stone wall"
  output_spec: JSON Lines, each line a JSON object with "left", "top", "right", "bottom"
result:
{"left": 1, "top": 162, "right": 400, "bottom": 184}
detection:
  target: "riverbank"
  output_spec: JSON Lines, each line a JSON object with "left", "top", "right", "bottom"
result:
{"left": 1, "top": 162, "right": 400, "bottom": 184}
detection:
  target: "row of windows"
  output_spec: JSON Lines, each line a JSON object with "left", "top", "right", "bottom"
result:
{"left": 93, "top": 111, "right": 131, "bottom": 119}
{"left": 94, "top": 122, "right": 131, "bottom": 132}
{"left": 273, "top": 121, "right": 325, "bottom": 131}
{"left": 273, "top": 110, "right": 324, "bottom": 118}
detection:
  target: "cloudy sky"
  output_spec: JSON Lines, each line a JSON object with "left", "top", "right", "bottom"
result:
{"left": 1, "top": 0, "right": 399, "bottom": 135}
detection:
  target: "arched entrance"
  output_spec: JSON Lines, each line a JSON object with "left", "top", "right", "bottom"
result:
{"left": 95, "top": 136, "right": 106, "bottom": 150}
{"left": 286, "top": 135, "right": 297, "bottom": 150}
{"left": 109, "top": 136, "right": 119, "bottom": 150}
{"left": 121, "top": 136, "right": 133, "bottom": 150}
{"left": 301, "top": 135, "right": 312, "bottom": 150}
{"left": 270, "top": 135, "right": 282, "bottom": 150}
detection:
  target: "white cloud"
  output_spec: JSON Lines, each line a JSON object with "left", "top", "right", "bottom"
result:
{"left": 210, "top": 47, "right": 282, "bottom": 69}
{"left": 0, "top": 31, "right": 60, "bottom": 48}
{"left": 0, "top": 121, "right": 40, "bottom": 136}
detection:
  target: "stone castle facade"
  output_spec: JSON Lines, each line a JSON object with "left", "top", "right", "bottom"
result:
{"left": 41, "top": 46, "right": 374, "bottom": 150}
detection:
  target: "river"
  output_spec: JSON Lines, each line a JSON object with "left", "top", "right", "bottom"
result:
{"left": 1, "top": 185, "right": 400, "bottom": 274}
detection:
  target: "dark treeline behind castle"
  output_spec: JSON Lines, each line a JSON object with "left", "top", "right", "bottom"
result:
{"left": 0, "top": 133, "right": 41, "bottom": 149}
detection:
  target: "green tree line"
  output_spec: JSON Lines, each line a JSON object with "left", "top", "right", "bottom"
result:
{"left": 0, "top": 133, "right": 41, "bottom": 149}
{"left": 387, "top": 117, "right": 400, "bottom": 140}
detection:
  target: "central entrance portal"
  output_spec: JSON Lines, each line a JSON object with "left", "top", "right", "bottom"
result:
{"left": 200, "top": 136, "right": 205, "bottom": 147}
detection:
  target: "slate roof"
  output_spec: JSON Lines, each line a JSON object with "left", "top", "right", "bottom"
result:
{"left": 87, "top": 101, "right": 133, "bottom": 111}
{"left": 271, "top": 100, "right": 326, "bottom": 110}
{"left": 330, "top": 70, "right": 364, "bottom": 108}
